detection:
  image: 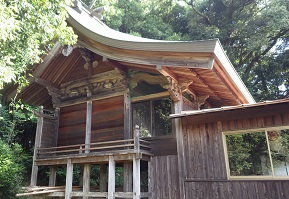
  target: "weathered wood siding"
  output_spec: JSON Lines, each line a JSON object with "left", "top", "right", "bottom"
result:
{"left": 91, "top": 95, "right": 124, "bottom": 142}
{"left": 150, "top": 155, "right": 180, "bottom": 199}
{"left": 185, "top": 180, "right": 289, "bottom": 199}
{"left": 181, "top": 109, "right": 289, "bottom": 199}
{"left": 148, "top": 136, "right": 177, "bottom": 156}
{"left": 41, "top": 117, "right": 57, "bottom": 148}
{"left": 222, "top": 113, "right": 289, "bottom": 131}
{"left": 58, "top": 103, "right": 86, "bottom": 146}
{"left": 183, "top": 122, "right": 227, "bottom": 180}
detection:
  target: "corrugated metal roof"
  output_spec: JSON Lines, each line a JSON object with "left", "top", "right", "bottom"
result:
{"left": 170, "top": 98, "right": 289, "bottom": 118}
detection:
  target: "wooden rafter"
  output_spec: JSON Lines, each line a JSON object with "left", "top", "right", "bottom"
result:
{"left": 156, "top": 65, "right": 178, "bottom": 82}
{"left": 189, "top": 68, "right": 218, "bottom": 97}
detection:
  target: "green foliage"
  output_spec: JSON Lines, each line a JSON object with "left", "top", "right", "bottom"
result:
{"left": 0, "top": 0, "right": 77, "bottom": 89}
{"left": 226, "top": 132, "right": 269, "bottom": 176}
{"left": 0, "top": 140, "right": 27, "bottom": 198}
{"left": 0, "top": 101, "right": 36, "bottom": 145}
{"left": 89, "top": 0, "right": 289, "bottom": 101}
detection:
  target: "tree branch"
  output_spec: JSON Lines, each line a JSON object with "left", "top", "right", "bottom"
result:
{"left": 242, "top": 28, "right": 289, "bottom": 80}
{"left": 185, "top": 0, "right": 213, "bottom": 26}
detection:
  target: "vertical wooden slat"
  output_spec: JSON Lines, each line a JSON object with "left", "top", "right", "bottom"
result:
{"left": 124, "top": 93, "right": 131, "bottom": 139}
{"left": 31, "top": 106, "right": 44, "bottom": 186}
{"left": 133, "top": 155, "right": 141, "bottom": 199}
{"left": 108, "top": 156, "right": 115, "bottom": 199}
{"left": 83, "top": 164, "right": 90, "bottom": 199}
{"left": 49, "top": 166, "right": 57, "bottom": 187}
{"left": 54, "top": 107, "right": 60, "bottom": 147}
{"left": 65, "top": 159, "right": 73, "bottom": 199}
{"left": 123, "top": 162, "right": 132, "bottom": 194}
{"left": 99, "top": 164, "right": 107, "bottom": 192}
{"left": 173, "top": 100, "right": 186, "bottom": 199}
{"left": 85, "top": 101, "right": 92, "bottom": 153}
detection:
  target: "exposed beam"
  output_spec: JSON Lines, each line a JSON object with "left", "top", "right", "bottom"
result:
{"left": 35, "top": 78, "right": 59, "bottom": 90}
{"left": 189, "top": 69, "right": 218, "bottom": 97}
{"left": 107, "top": 58, "right": 128, "bottom": 73}
{"left": 156, "top": 65, "right": 178, "bottom": 82}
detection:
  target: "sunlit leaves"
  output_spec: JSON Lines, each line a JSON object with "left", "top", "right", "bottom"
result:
{"left": 0, "top": 0, "right": 77, "bottom": 89}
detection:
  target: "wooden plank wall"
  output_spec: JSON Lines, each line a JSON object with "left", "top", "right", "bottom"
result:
{"left": 91, "top": 95, "right": 124, "bottom": 142}
{"left": 183, "top": 122, "right": 227, "bottom": 180}
{"left": 222, "top": 112, "right": 289, "bottom": 131}
{"left": 182, "top": 112, "right": 289, "bottom": 199}
{"left": 41, "top": 117, "right": 57, "bottom": 148}
{"left": 185, "top": 181, "right": 289, "bottom": 199}
{"left": 150, "top": 155, "right": 180, "bottom": 199}
{"left": 149, "top": 137, "right": 177, "bottom": 156}
{"left": 58, "top": 103, "right": 86, "bottom": 146}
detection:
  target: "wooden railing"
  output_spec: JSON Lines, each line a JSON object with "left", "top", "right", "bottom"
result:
{"left": 37, "top": 137, "right": 151, "bottom": 159}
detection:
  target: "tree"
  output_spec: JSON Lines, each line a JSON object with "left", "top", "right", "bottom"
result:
{"left": 0, "top": 0, "right": 77, "bottom": 89}
{"left": 91, "top": 0, "right": 289, "bottom": 101}
{"left": 0, "top": 140, "right": 26, "bottom": 198}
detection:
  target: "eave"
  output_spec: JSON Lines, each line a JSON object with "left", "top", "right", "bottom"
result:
{"left": 1, "top": 2, "right": 255, "bottom": 107}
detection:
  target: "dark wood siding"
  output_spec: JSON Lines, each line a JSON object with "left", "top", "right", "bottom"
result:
{"left": 41, "top": 117, "right": 57, "bottom": 148}
{"left": 150, "top": 155, "right": 180, "bottom": 199}
{"left": 58, "top": 103, "right": 86, "bottom": 146}
{"left": 91, "top": 95, "right": 124, "bottom": 142}
{"left": 183, "top": 122, "right": 227, "bottom": 180}
{"left": 185, "top": 181, "right": 289, "bottom": 199}
{"left": 148, "top": 136, "right": 177, "bottom": 156}
{"left": 222, "top": 113, "right": 289, "bottom": 131}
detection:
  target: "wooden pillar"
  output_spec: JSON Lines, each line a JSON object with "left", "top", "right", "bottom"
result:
{"left": 173, "top": 100, "right": 186, "bottom": 199}
{"left": 133, "top": 155, "right": 141, "bottom": 199}
{"left": 31, "top": 106, "right": 44, "bottom": 186}
{"left": 99, "top": 164, "right": 107, "bottom": 192}
{"left": 124, "top": 93, "right": 133, "bottom": 193}
{"left": 148, "top": 161, "right": 152, "bottom": 199}
{"left": 49, "top": 166, "right": 57, "bottom": 186}
{"left": 108, "top": 156, "right": 115, "bottom": 199}
{"left": 65, "top": 159, "right": 73, "bottom": 199}
{"left": 85, "top": 101, "right": 92, "bottom": 153}
{"left": 53, "top": 107, "right": 60, "bottom": 148}
{"left": 134, "top": 126, "right": 140, "bottom": 153}
{"left": 83, "top": 100, "right": 92, "bottom": 198}
{"left": 123, "top": 162, "right": 132, "bottom": 193}
{"left": 83, "top": 164, "right": 91, "bottom": 199}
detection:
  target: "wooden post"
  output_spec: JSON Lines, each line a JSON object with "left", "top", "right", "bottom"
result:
{"left": 124, "top": 93, "right": 133, "bottom": 195}
{"left": 65, "top": 159, "right": 73, "bottom": 199}
{"left": 49, "top": 166, "right": 57, "bottom": 186}
{"left": 83, "top": 164, "right": 91, "bottom": 199}
{"left": 31, "top": 106, "right": 44, "bottom": 186}
{"left": 108, "top": 156, "right": 115, "bottom": 199}
{"left": 134, "top": 125, "right": 140, "bottom": 153}
{"left": 54, "top": 108, "right": 60, "bottom": 147}
{"left": 85, "top": 101, "right": 92, "bottom": 153}
{"left": 123, "top": 162, "right": 132, "bottom": 194}
{"left": 173, "top": 100, "right": 186, "bottom": 199}
{"left": 124, "top": 92, "right": 132, "bottom": 139}
{"left": 99, "top": 164, "right": 107, "bottom": 192}
{"left": 133, "top": 155, "right": 141, "bottom": 199}
{"left": 148, "top": 161, "right": 152, "bottom": 199}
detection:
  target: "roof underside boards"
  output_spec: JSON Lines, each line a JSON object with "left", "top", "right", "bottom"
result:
{"left": 66, "top": 3, "right": 254, "bottom": 104}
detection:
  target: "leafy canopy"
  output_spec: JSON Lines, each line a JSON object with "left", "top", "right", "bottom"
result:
{"left": 89, "top": 0, "right": 289, "bottom": 101}
{"left": 0, "top": 0, "right": 77, "bottom": 89}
